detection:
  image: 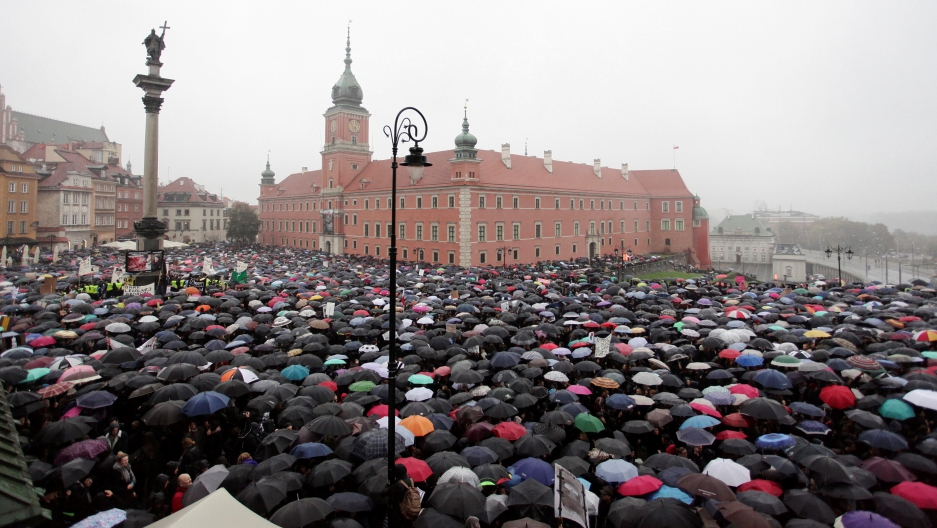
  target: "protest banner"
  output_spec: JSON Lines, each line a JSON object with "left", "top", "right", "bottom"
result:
{"left": 501, "top": 301, "right": 510, "bottom": 313}
{"left": 202, "top": 257, "right": 213, "bottom": 274}
{"left": 594, "top": 335, "right": 612, "bottom": 358}
{"left": 123, "top": 284, "right": 155, "bottom": 295}
{"left": 78, "top": 258, "right": 93, "bottom": 276}
{"left": 40, "top": 277, "right": 56, "bottom": 294}
{"left": 137, "top": 336, "right": 158, "bottom": 355}
{"left": 554, "top": 464, "right": 589, "bottom": 528}
{"left": 111, "top": 265, "right": 125, "bottom": 284}
{"left": 324, "top": 302, "right": 335, "bottom": 317}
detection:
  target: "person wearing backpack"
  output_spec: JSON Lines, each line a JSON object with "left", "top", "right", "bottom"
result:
{"left": 387, "top": 464, "right": 422, "bottom": 526}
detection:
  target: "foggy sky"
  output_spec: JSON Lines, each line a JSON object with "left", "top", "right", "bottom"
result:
{"left": 2, "top": 1, "right": 935, "bottom": 217}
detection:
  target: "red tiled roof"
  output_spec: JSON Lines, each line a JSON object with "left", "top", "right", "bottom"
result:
{"left": 260, "top": 170, "right": 323, "bottom": 199}
{"left": 631, "top": 170, "right": 693, "bottom": 197}
{"left": 158, "top": 177, "right": 223, "bottom": 205}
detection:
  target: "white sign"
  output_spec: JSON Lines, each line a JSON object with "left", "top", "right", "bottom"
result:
{"left": 324, "top": 302, "right": 335, "bottom": 317}
{"left": 124, "top": 284, "right": 155, "bottom": 295}
{"left": 554, "top": 464, "right": 589, "bottom": 528}
{"left": 501, "top": 301, "right": 510, "bottom": 313}
{"left": 137, "top": 336, "right": 158, "bottom": 355}
{"left": 78, "top": 257, "right": 93, "bottom": 276}
{"left": 111, "top": 265, "right": 125, "bottom": 284}
{"left": 418, "top": 269, "right": 424, "bottom": 277}
{"left": 202, "top": 257, "right": 213, "bottom": 274}
{"left": 594, "top": 335, "right": 612, "bottom": 358}
{"left": 236, "top": 261, "right": 249, "bottom": 273}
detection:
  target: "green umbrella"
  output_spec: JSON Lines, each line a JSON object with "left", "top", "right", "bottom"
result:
{"left": 879, "top": 399, "right": 915, "bottom": 420}
{"left": 408, "top": 374, "right": 434, "bottom": 385}
{"left": 923, "top": 352, "right": 937, "bottom": 360}
{"left": 20, "top": 368, "right": 50, "bottom": 383}
{"left": 324, "top": 358, "right": 347, "bottom": 366}
{"left": 771, "top": 355, "right": 801, "bottom": 367}
{"left": 574, "top": 413, "right": 605, "bottom": 433}
{"left": 349, "top": 381, "right": 376, "bottom": 392}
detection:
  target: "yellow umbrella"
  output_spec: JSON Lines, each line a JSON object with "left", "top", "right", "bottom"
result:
{"left": 804, "top": 330, "right": 831, "bottom": 338}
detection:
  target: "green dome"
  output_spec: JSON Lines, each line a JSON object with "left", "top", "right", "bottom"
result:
{"left": 454, "top": 116, "right": 477, "bottom": 149}
{"left": 331, "top": 31, "right": 363, "bottom": 107}
{"left": 261, "top": 161, "right": 275, "bottom": 179}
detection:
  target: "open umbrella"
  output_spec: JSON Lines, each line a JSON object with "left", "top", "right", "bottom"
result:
{"left": 269, "top": 498, "right": 334, "bottom": 528}
{"left": 182, "top": 465, "right": 229, "bottom": 507}
{"left": 429, "top": 482, "right": 486, "bottom": 519}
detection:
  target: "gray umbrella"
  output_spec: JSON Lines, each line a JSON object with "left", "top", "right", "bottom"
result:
{"left": 182, "top": 464, "right": 229, "bottom": 507}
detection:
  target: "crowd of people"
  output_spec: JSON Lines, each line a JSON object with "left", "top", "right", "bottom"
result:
{"left": 3, "top": 241, "right": 937, "bottom": 528}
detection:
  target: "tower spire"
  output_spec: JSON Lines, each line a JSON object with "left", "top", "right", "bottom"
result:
{"left": 344, "top": 21, "right": 352, "bottom": 72}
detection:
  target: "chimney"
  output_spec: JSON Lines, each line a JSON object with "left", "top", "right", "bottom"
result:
{"left": 622, "top": 163, "right": 629, "bottom": 181}
{"left": 501, "top": 143, "right": 511, "bottom": 169}
{"left": 543, "top": 150, "right": 553, "bottom": 173}
{"left": 593, "top": 159, "right": 602, "bottom": 178}
{"left": 301, "top": 166, "right": 308, "bottom": 172}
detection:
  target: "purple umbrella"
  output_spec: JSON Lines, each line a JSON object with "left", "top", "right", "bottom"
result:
{"left": 53, "top": 438, "right": 110, "bottom": 466}
{"left": 837, "top": 511, "right": 899, "bottom": 528}
{"left": 755, "top": 433, "right": 796, "bottom": 451}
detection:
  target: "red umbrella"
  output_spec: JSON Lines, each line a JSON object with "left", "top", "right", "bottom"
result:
{"left": 37, "top": 381, "right": 74, "bottom": 399}
{"left": 464, "top": 422, "right": 494, "bottom": 443}
{"left": 729, "top": 384, "right": 759, "bottom": 398}
{"left": 722, "top": 413, "right": 755, "bottom": 428}
{"left": 819, "top": 385, "right": 855, "bottom": 410}
{"left": 715, "top": 431, "right": 747, "bottom": 440}
{"left": 29, "top": 336, "right": 56, "bottom": 347}
{"left": 861, "top": 457, "right": 916, "bottom": 483}
{"left": 892, "top": 482, "right": 937, "bottom": 509}
{"left": 691, "top": 403, "right": 723, "bottom": 419}
{"left": 396, "top": 457, "right": 433, "bottom": 482}
{"left": 24, "top": 357, "right": 55, "bottom": 370}
{"left": 366, "top": 404, "right": 397, "bottom": 418}
{"left": 719, "top": 350, "right": 741, "bottom": 360}
{"left": 737, "top": 479, "right": 782, "bottom": 497}
{"left": 617, "top": 475, "right": 663, "bottom": 496}
{"left": 492, "top": 422, "right": 526, "bottom": 441}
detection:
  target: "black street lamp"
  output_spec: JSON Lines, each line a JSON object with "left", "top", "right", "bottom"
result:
{"left": 383, "top": 107, "right": 430, "bottom": 478}
{"left": 496, "top": 245, "right": 511, "bottom": 268}
{"left": 825, "top": 245, "right": 854, "bottom": 286}
{"left": 614, "top": 248, "right": 620, "bottom": 280}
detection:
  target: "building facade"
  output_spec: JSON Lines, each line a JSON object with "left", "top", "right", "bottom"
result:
{"left": 0, "top": 145, "right": 41, "bottom": 248}
{"left": 115, "top": 164, "right": 143, "bottom": 239}
{"left": 257, "top": 35, "right": 710, "bottom": 267}
{"left": 158, "top": 177, "right": 227, "bottom": 243}
{"left": 710, "top": 214, "right": 777, "bottom": 280}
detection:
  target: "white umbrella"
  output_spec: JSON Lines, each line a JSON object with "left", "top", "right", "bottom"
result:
{"left": 632, "top": 372, "right": 662, "bottom": 386}
{"left": 544, "top": 371, "right": 569, "bottom": 382}
{"left": 904, "top": 389, "right": 937, "bottom": 410}
{"left": 438, "top": 466, "right": 479, "bottom": 486}
{"left": 628, "top": 395, "right": 655, "bottom": 406}
{"left": 702, "top": 458, "right": 751, "bottom": 487}
{"left": 405, "top": 387, "right": 433, "bottom": 402}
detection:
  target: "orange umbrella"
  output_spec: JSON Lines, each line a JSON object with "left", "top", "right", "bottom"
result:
{"left": 185, "top": 287, "right": 200, "bottom": 295}
{"left": 196, "top": 305, "right": 211, "bottom": 313}
{"left": 399, "top": 415, "right": 434, "bottom": 437}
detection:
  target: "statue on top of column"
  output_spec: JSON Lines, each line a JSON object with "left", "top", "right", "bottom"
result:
{"left": 144, "top": 22, "right": 169, "bottom": 65}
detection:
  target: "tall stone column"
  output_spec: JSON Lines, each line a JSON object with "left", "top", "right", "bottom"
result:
{"left": 132, "top": 25, "right": 174, "bottom": 251}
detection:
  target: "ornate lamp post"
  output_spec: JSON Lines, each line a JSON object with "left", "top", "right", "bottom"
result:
{"left": 825, "top": 245, "right": 854, "bottom": 286}
{"left": 383, "top": 107, "right": 430, "bottom": 478}
{"left": 614, "top": 248, "right": 620, "bottom": 280}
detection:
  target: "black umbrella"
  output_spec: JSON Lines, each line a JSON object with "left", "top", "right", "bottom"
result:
{"left": 423, "top": 431, "right": 458, "bottom": 454}
{"left": 308, "top": 459, "right": 353, "bottom": 487}
{"left": 607, "top": 497, "right": 647, "bottom": 528}
{"left": 737, "top": 491, "right": 787, "bottom": 515}
{"left": 428, "top": 482, "right": 486, "bottom": 519}
{"left": 552, "top": 456, "right": 590, "bottom": 476}
{"left": 236, "top": 478, "right": 289, "bottom": 515}
{"left": 253, "top": 453, "right": 296, "bottom": 480}
{"left": 413, "top": 507, "right": 464, "bottom": 528}
{"left": 783, "top": 489, "right": 836, "bottom": 525}
{"left": 426, "top": 452, "right": 471, "bottom": 477}
{"left": 142, "top": 400, "right": 186, "bottom": 426}
{"left": 306, "top": 415, "right": 353, "bottom": 436}
{"left": 260, "top": 430, "right": 299, "bottom": 458}
{"left": 515, "top": 435, "right": 556, "bottom": 457}
{"left": 325, "top": 491, "right": 374, "bottom": 512}
{"left": 631, "top": 498, "right": 702, "bottom": 528}
{"left": 52, "top": 458, "right": 96, "bottom": 487}
{"left": 36, "top": 419, "right": 90, "bottom": 444}
{"left": 221, "top": 463, "right": 255, "bottom": 493}
{"left": 507, "top": 477, "right": 553, "bottom": 508}
{"left": 739, "top": 397, "right": 789, "bottom": 421}
{"left": 473, "top": 463, "right": 511, "bottom": 482}
{"left": 720, "top": 439, "right": 757, "bottom": 456}
{"left": 872, "top": 491, "right": 930, "bottom": 528}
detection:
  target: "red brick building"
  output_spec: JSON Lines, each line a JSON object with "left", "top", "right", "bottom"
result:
{"left": 258, "top": 35, "right": 710, "bottom": 268}
{"left": 114, "top": 162, "right": 142, "bottom": 240}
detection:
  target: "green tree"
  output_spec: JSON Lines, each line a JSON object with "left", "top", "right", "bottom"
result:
{"left": 225, "top": 202, "right": 261, "bottom": 246}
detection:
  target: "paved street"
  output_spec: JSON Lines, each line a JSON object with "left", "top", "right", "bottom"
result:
{"left": 803, "top": 249, "right": 933, "bottom": 284}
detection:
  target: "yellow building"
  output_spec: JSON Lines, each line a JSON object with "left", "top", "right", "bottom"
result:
{"left": 0, "top": 145, "right": 40, "bottom": 247}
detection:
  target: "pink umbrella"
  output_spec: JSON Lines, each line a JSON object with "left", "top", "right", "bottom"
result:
{"left": 59, "top": 365, "right": 100, "bottom": 383}
{"left": 567, "top": 385, "right": 592, "bottom": 396}
{"left": 29, "top": 336, "right": 56, "bottom": 347}
{"left": 729, "top": 384, "right": 760, "bottom": 398}
{"left": 62, "top": 406, "right": 84, "bottom": 419}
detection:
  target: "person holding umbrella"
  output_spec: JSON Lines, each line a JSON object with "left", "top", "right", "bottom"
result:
{"left": 112, "top": 451, "right": 137, "bottom": 506}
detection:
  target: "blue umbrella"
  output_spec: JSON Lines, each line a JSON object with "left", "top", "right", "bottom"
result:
{"left": 513, "top": 457, "right": 555, "bottom": 486}
{"left": 676, "top": 427, "right": 716, "bottom": 446}
{"left": 490, "top": 352, "right": 521, "bottom": 368}
{"left": 858, "top": 429, "right": 909, "bottom": 451}
{"left": 75, "top": 391, "right": 117, "bottom": 409}
{"left": 680, "top": 416, "right": 720, "bottom": 430}
{"left": 549, "top": 390, "right": 579, "bottom": 405}
{"left": 595, "top": 459, "right": 638, "bottom": 484}
{"left": 753, "top": 369, "right": 792, "bottom": 390}
{"left": 789, "top": 402, "right": 825, "bottom": 417}
{"left": 205, "top": 340, "right": 227, "bottom": 351}
{"left": 755, "top": 433, "right": 796, "bottom": 451}
{"left": 796, "top": 421, "right": 831, "bottom": 435}
{"left": 560, "top": 403, "right": 590, "bottom": 417}
{"left": 290, "top": 442, "right": 333, "bottom": 459}
{"left": 735, "top": 355, "right": 764, "bottom": 367}
{"left": 182, "top": 391, "right": 230, "bottom": 417}
{"left": 648, "top": 485, "right": 694, "bottom": 504}
{"left": 281, "top": 365, "right": 310, "bottom": 382}
{"left": 606, "top": 394, "right": 635, "bottom": 410}
{"left": 428, "top": 413, "right": 454, "bottom": 431}
{"left": 658, "top": 467, "right": 694, "bottom": 487}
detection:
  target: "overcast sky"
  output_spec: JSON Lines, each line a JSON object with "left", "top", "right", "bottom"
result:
{"left": 2, "top": 2, "right": 935, "bottom": 217}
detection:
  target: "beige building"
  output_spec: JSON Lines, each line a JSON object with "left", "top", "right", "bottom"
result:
{"left": 0, "top": 145, "right": 41, "bottom": 247}
{"left": 158, "top": 177, "right": 227, "bottom": 243}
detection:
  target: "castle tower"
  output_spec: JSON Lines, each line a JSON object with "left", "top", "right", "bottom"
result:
{"left": 449, "top": 103, "right": 480, "bottom": 182}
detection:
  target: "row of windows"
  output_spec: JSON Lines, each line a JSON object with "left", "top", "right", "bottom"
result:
{"left": 262, "top": 201, "right": 319, "bottom": 212}
{"left": 62, "top": 214, "right": 87, "bottom": 225}
{"left": 8, "top": 183, "right": 28, "bottom": 193}
{"left": 659, "top": 219, "right": 686, "bottom": 232}
{"left": 117, "top": 191, "right": 141, "bottom": 200}
{"left": 117, "top": 220, "right": 132, "bottom": 229}
{"left": 94, "top": 215, "right": 115, "bottom": 226}
{"left": 6, "top": 201, "right": 27, "bottom": 214}
{"left": 161, "top": 208, "right": 222, "bottom": 217}
{"left": 95, "top": 197, "right": 116, "bottom": 209}
{"left": 260, "top": 236, "right": 318, "bottom": 249}
{"left": 63, "top": 192, "right": 89, "bottom": 205}
{"left": 5, "top": 221, "right": 27, "bottom": 235}
{"left": 116, "top": 204, "right": 139, "bottom": 213}
{"left": 261, "top": 196, "right": 692, "bottom": 214}
{"left": 94, "top": 184, "right": 116, "bottom": 193}
{"left": 661, "top": 201, "right": 684, "bottom": 213}
{"left": 6, "top": 164, "right": 25, "bottom": 173}
{"left": 264, "top": 220, "right": 318, "bottom": 234}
